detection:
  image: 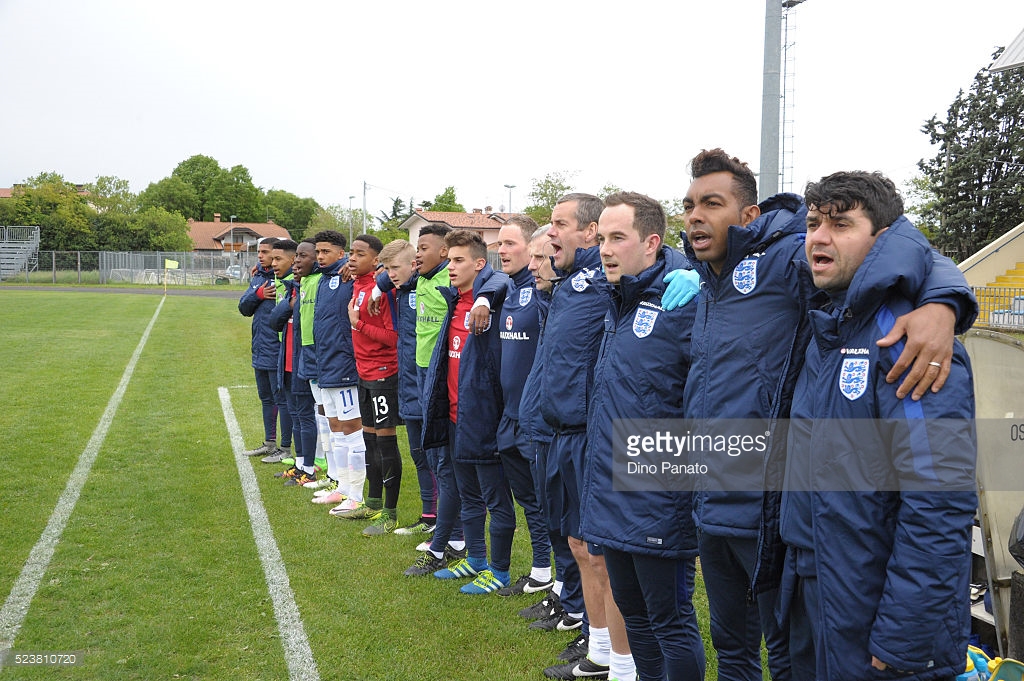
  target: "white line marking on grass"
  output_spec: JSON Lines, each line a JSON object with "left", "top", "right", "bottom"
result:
{"left": 218, "top": 387, "right": 320, "bottom": 681}
{"left": 0, "top": 296, "right": 166, "bottom": 651}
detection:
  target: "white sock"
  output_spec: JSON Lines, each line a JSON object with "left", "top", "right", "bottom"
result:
{"left": 552, "top": 580, "right": 564, "bottom": 597}
{"left": 530, "top": 566, "right": 552, "bottom": 583}
{"left": 315, "top": 413, "right": 332, "bottom": 456}
{"left": 448, "top": 540, "right": 465, "bottom": 551}
{"left": 344, "top": 430, "right": 366, "bottom": 502}
{"left": 609, "top": 651, "right": 636, "bottom": 681}
{"left": 588, "top": 626, "right": 610, "bottom": 666}
{"left": 329, "top": 432, "right": 349, "bottom": 492}
{"left": 300, "top": 464, "right": 315, "bottom": 475}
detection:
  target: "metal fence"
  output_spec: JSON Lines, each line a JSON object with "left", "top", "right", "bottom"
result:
{"left": 972, "top": 286, "right": 1024, "bottom": 331}
{"left": 0, "top": 226, "right": 39, "bottom": 242}
{"left": 3, "top": 251, "right": 259, "bottom": 286}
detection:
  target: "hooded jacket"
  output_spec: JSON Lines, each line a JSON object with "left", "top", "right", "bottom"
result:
{"left": 779, "top": 216, "right": 976, "bottom": 681}
{"left": 238, "top": 264, "right": 280, "bottom": 371}
{"left": 536, "top": 245, "right": 608, "bottom": 433}
{"left": 516, "top": 287, "right": 553, "bottom": 446}
{"left": 578, "top": 246, "right": 699, "bottom": 558}
{"left": 422, "top": 263, "right": 510, "bottom": 463}
{"left": 683, "top": 193, "right": 977, "bottom": 595}
{"left": 496, "top": 266, "right": 545, "bottom": 451}
{"left": 312, "top": 259, "right": 358, "bottom": 389}
{"left": 683, "top": 193, "right": 811, "bottom": 544}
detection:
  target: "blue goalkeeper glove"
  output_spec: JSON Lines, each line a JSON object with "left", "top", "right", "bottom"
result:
{"left": 662, "top": 269, "right": 700, "bottom": 310}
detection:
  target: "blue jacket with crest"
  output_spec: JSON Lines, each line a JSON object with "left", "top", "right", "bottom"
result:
{"left": 684, "top": 192, "right": 977, "bottom": 596}
{"left": 578, "top": 246, "right": 699, "bottom": 558}
{"left": 496, "top": 266, "right": 545, "bottom": 450}
{"left": 779, "top": 216, "right": 976, "bottom": 681}
{"left": 312, "top": 259, "right": 358, "bottom": 389}
{"left": 536, "top": 245, "right": 608, "bottom": 433}
{"left": 238, "top": 264, "right": 280, "bottom": 371}
{"left": 517, "top": 286, "right": 553, "bottom": 446}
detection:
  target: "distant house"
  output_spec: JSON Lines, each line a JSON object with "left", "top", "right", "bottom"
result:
{"left": 398, "top": 207, "right": 512, "bottom": 250}
{"left": 188, "top": 213, "right": 291, "bottom": 254}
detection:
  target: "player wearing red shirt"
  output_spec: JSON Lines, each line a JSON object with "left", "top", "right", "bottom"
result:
{"left": 447, "top": 288, "right": 473, "bottom": 423}
{"left": 347, "top": 234, "right": 402, "bottom": 536}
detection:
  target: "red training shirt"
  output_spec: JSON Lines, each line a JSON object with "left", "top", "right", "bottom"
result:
{"left": 351, "top": 270, "right": 399, "bottom": 380}
{"left": 447, "top": 289, "right": 473, "bottom": 423}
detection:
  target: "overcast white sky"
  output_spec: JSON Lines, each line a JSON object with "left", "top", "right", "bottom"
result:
{"left": 1, "top": 0, "right": 1022, "bottom": 222}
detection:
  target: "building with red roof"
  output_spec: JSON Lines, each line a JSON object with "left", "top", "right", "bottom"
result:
{"left": 398, "top": 207, "right": 512, "bottom": 251}
{"left": 188, "top": 213, "right": 291, "bottom": 253}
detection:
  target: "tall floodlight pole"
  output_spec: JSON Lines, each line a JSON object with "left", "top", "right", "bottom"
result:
{"left": 760, "top": 0, "right": 783, "bottom": 201}
{"left": 348, "top": 195, "right": 355, "bottom": 247}
{"left": 504, "top": 184, "right": 516, "bottom": 213}
{"left": 362, "top": 181, "right": 367, "bottom": 233}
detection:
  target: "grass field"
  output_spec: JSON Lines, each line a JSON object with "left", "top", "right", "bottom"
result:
{"left": 0, "top": 289, "right": 719, "bottom": 680}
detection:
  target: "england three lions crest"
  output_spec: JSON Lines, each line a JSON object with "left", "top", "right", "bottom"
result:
{"left": 571, "top": 268, "right": 595, "bottom": 292}
{"left": 732, "top": 257, "right": 758, "bottom": 295}
{"left": 519, "top": 288, "right": 533, "bottom": 306}
{"left": 633, "top": 308, "right": 659, "bottom": 338}
{"left": 839, "top": 358, "right": 869, "bottom": 401}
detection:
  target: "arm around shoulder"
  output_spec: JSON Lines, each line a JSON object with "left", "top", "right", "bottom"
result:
{"left": 916, "top": 252, "right": 978, "bottom": 333}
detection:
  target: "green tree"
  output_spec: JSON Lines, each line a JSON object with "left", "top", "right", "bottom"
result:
{"left": 139, "top": 176, "right": 200, "bottom": 220}
{"left": 94, "top": 211, "right": 135, "bottom": 251}
{"left": 172, "top": 155, "right": 221, "bottom": 221}
{"left": 305, "top": 205, "right": 345, "bottom": 240}
{"left": 661, "top": 197, "right": 688, "bottom": 251}
{"left": 373, "top": 226, "right": 411, "bottom": 245}
{"left": 918, "top": 49, "right": 1024, "bottom": 261}
{"left": 429, "top": 186, "right": 465, "bottom": 213}
{"left": 86, "top": 176, "right": 137, "bottom": 215}
{"left": 15, "top": 173, "right": 96, "bottom": 250}
{"left": 378, "top": 196, "right": 406, "bottom": 224}
{"left": 206, "top": 165, "right": 267, "bottom": 227}
{"left": 133, "top": 207, "right": 193, "bottom": 251}
{"left": 377, "top": 196, "right": 415, "bottom": 232}
{"left": 306, "top": 204, "right": 371, "bottom": 243}
{"left": 524, "top": 171, "right": 576, "bottom": 225}
{"left": 265, "top": 189, "right": 319, "bottom": 236}
{"left": 86, "top": 176, "right": 138, "bottom": 250}
{"left": 903, "top": 176, "right": 940, "bottom": 243}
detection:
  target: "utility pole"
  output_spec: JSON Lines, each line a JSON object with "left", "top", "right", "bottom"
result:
{"left": 759, "top": 0, "right": 783, "bottom": 201}
{"left": 348, "top": 195, "right": 355, "bottom": 247}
